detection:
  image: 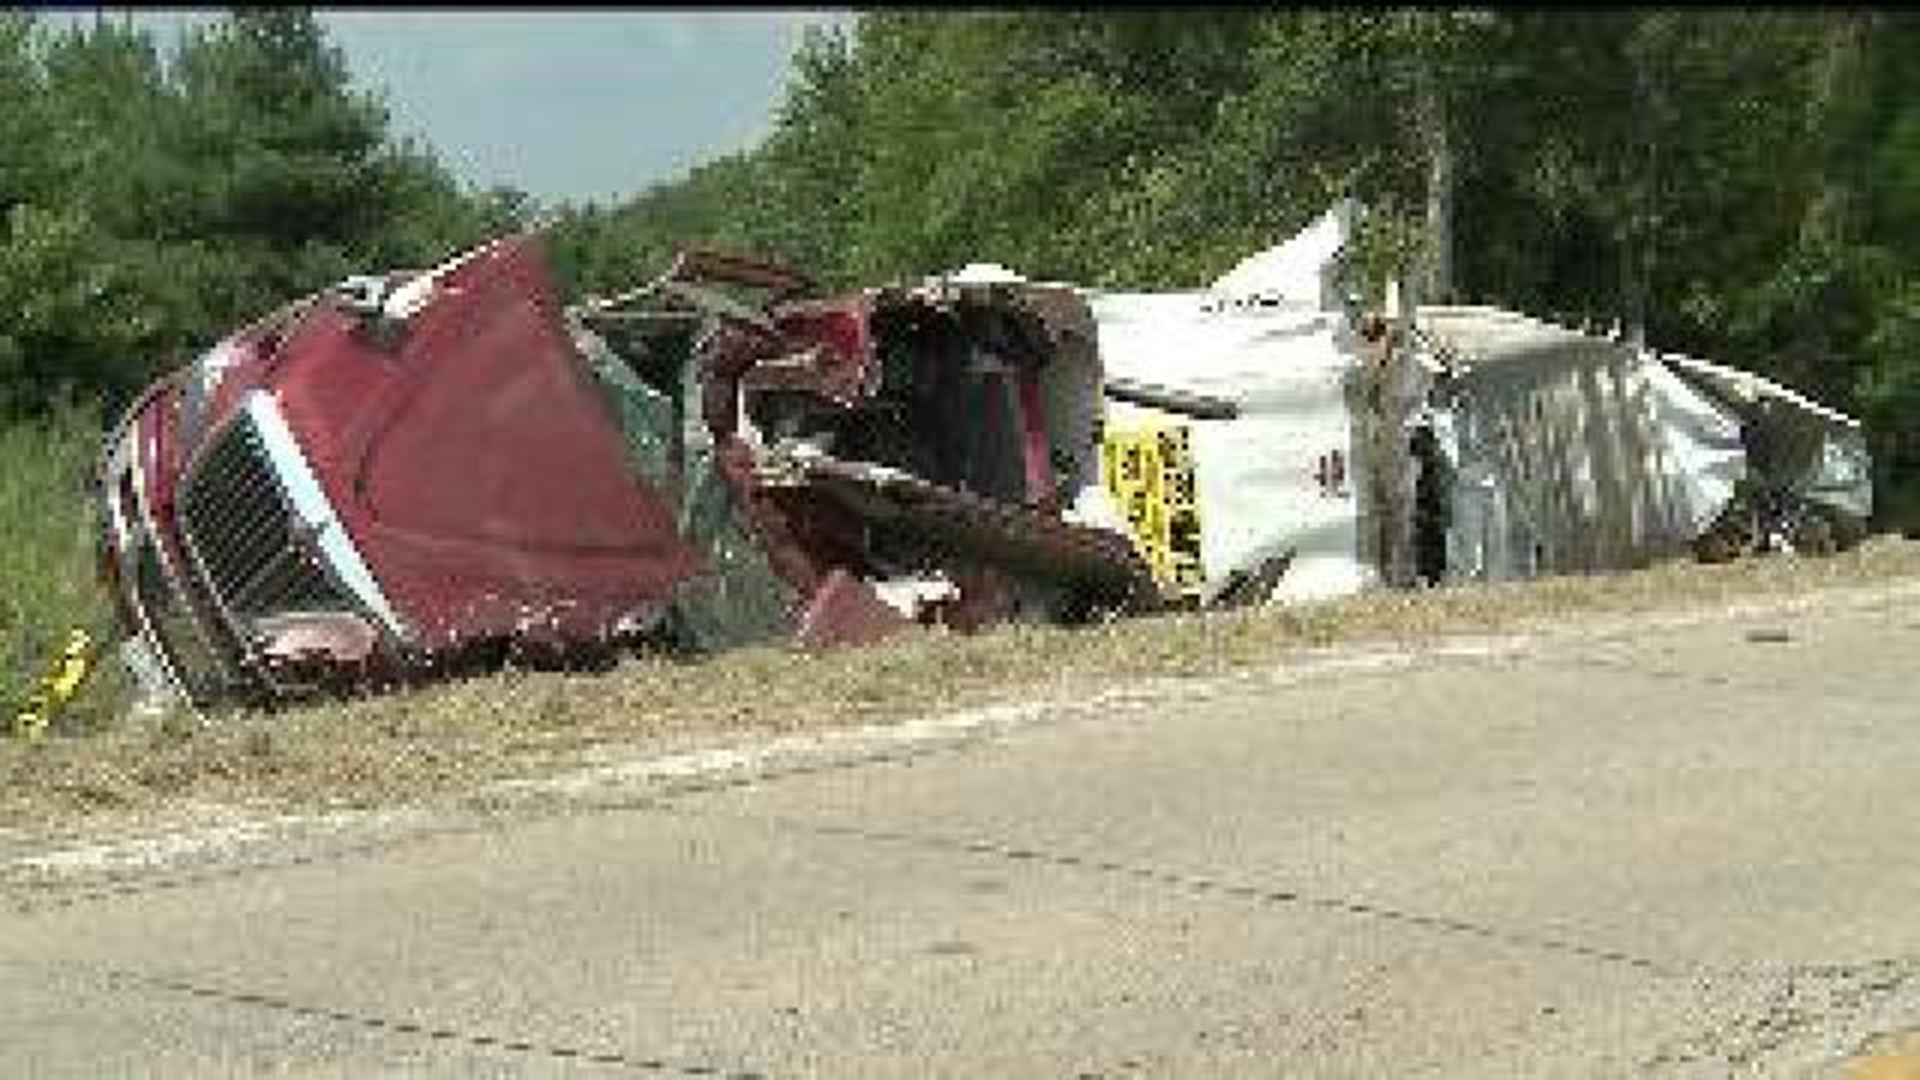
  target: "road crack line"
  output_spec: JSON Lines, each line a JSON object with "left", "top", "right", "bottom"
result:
{"left": 657, "top": 806, "right": 1687, "bottom": 979}
{"left": 0, "top": 957, "right": 766, "bottom": 1078}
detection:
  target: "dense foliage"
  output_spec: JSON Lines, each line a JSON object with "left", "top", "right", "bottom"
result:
{"left": 547, "top": 11, "right": 1920, "bottom": 527}
{"left": 0, "top": 8, "right": 520, "bottom": 419}
{"left": 0, "top": 8, "right": 1915, "bottom": 520}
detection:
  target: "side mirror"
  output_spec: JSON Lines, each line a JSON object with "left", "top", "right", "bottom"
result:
{"left": 333, "top": 275, "right": 391, "bottom": 317}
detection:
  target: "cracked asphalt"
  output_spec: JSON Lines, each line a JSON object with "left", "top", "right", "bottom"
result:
{"left": 3, "top": 589, "right": 1918, "bottom": 1077}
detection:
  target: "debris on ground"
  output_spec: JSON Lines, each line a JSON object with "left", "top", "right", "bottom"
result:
{"left": 12, "top": 628, "right": 95, "bottom": 738}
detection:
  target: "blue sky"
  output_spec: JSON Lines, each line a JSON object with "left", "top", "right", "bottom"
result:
{"left": 43, "top": 9, "right": 857, "bottom": 208}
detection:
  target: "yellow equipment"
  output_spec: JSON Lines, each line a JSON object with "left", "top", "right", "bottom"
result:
{"left": 1101, "top": 421, "right": 1205, "bottom": 592}
{"left": 13, "top": 628, "right": 95, "bottom": 738}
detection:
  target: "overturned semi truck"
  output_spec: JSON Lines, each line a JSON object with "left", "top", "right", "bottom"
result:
{"left": 96, "top": 209, "right": 1873, "bottom": 710}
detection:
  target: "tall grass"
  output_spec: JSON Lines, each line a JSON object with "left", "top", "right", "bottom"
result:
{"left": 0, "top": 401, "right": 129, "bottom": 735}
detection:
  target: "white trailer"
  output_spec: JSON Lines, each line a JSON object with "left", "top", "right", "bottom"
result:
{"left": 1067, "top": 205, "right": 1873, "bottom": 605}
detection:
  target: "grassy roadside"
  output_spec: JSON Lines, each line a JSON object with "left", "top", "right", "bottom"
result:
{"left": 4, "top": 534, "right": 1918, "bottom": 831}
{"left": 0, "top": 404, "right": 130, "bottom": 740}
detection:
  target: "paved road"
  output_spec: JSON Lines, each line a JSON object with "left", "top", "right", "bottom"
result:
{"left": 4, "top": 589, "right": 1919, "bottom": 1077}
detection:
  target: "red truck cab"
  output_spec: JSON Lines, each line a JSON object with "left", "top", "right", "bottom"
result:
{"left": 98, "top": 234, "right": 1156, "bottom": 710}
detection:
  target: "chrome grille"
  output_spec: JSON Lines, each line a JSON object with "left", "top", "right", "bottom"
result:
{"left": 178, "top": 414, "right": 347, "bottom": 626}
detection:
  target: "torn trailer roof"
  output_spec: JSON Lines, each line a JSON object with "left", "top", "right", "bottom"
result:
{"left": 1076, "top": 202, "right": 1872, "bottom": 601}
{"left": 95, "top": 208, "right": 1874, "bottom": 712}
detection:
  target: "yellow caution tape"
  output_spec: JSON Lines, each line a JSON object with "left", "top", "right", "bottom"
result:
{"left": 13, "top": 628, "right": 95, "bottom": 739}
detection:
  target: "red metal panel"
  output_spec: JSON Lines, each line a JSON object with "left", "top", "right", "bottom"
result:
{"left": 794, "top": 568, "right": 914, "bottom": 649}
{"left": 750, "top": 299, "right": 876, "bottom": 405}
{"left": 268, "top": 235, "right": 704, "bottom": 650}
{"left": 1015, "top": 365, "right": 1055, "bottom": 511}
